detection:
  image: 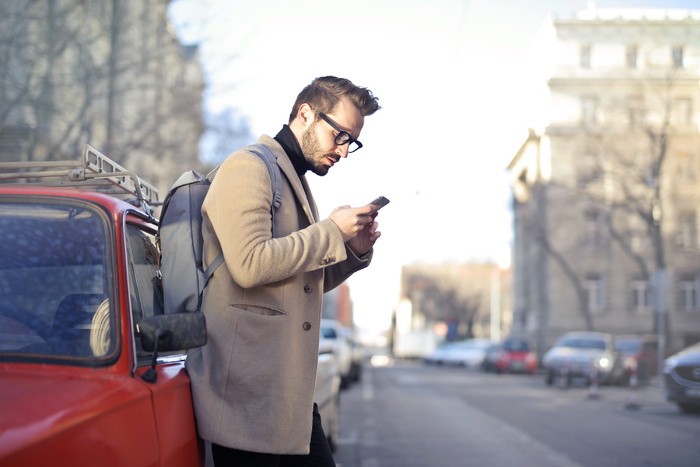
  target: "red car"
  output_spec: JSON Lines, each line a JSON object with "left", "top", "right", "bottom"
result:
{"left": 0, "top": 148, "right": 207, "bottom": 466}
{"left": 483, "top": 337, "right": 538, "bottom": 374}
{"left": 0, "top": 147, "right": 342, "bottom": 465}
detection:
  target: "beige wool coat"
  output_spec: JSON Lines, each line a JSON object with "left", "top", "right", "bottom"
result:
{"left": 186, "top": 135, "right": 371, "bottom": 455}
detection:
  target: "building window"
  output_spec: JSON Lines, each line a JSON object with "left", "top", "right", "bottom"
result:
{"left": 580, "top": 45, "right": 591, "bottom": 69}
{"left": 628, "top": 213, "right": 648, "bottom": 253}
{"left": 584, "top": 210, "right": 606, "bottom": 249}
{"left": 585, "top": 275, "right": 605, "bottom": 314}
{"left": 626, "top": 45, "right": 638, "bottom": 69}
{"left": 678, "top": 275, "right": 700, "bottom": 313}
{"left": 672, "top": 46, "right": 684, "bottom": 68}
{"left": 672, "top": 97, "right": 692, "bottom": 126}
{"left": 675, "top": 151, "right": 697, "bottom": 182}
{"left": 628, "top": 95, "right": 645, "bottom": 127}
{"left": 630, "top": 279, "right": 651, "bottom": 313}
{"left": 577, "top": 153, "right": 603, "bottom": 186}
{"left": 677, "top": 212, "right": 698, "bottom": 250}
{"left": 581, "top": 95, "right": 599, "bottom": 125}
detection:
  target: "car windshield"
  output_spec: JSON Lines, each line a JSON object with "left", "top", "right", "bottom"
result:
{"left": 0, "top": 200, "right": 114, "bottom": 362}
{"left": 557, "top": 337, "right": 606, "bottom": 350}
{"left": 615, "top": 340, "right": 640, "bottom": 353}
{"left": 503, "top": 339, "right": 529, "bottom": 351}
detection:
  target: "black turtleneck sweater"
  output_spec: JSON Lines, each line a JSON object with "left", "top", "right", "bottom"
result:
{"left": 274, "top": 125, "right": 309, "bottom": 177}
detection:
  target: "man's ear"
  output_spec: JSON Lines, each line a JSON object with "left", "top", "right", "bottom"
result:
{"left": 298, "top": 103, "right": 315, "bottom": 128}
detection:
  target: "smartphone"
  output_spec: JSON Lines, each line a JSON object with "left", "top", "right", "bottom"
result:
{"left": 367, "top": 195, "right": 390, "bottom": 215}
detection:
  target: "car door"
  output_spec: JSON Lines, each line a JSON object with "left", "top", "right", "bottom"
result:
{"left": 124, "top": 219, "right": 204, "bottom": 467}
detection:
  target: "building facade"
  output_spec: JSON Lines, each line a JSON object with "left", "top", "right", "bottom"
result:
{"left": 508, "top": 8, "right": 700, "bottom": 356}
{"left": 0, "top": 0, "right": 204, "bottom": 195}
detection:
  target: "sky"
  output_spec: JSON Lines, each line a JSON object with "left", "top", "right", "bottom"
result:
{"left": 168, "top": 0, "right": 699, "bottom": 333}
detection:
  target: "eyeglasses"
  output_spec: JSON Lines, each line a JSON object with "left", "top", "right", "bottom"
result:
{"left": 316, "top": 111, "right": 363, "bottom": 153}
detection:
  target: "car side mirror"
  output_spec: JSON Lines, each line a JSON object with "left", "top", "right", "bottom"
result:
{"left": 138, "top": 313, "right": 207, "bottom": 384}
{"left": 139, "top": 312, "right": 207, "bottom": 352}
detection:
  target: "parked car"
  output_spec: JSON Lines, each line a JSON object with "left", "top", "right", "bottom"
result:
{"left": 482, "top": 337, "right": 538, "bottom": 374}
{"left": 0, "top": 148, "right": 342, "bottom": 465}
{"left": 663, "top": 342, "right": 700, "bottom": 414}
{"left": 0, "top": 148, "right": 207, "bottom": 466}
{"left": 320, "top": 319, "right": 354, "bottom": 388}
{"left": 615, "top": 334, "right": 660, "bottom": 384}
{"left": 481, "top": 342, "right": 502, "bottom": 372}
{"left": 316, "top": 336, "right": 342, "bottom": 451}
{"left": 346, "top": 331, "right": 365, "bottom": 383}
{"left": 542, "top": 331, "right": 624, "bottom": 386}
{"left": 424, "top": 338, "right": 492, "bottom": 368}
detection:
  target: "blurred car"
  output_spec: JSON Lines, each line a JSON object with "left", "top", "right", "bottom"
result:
{"left": 316, "top": 336, "right": 342, "bottom": 451}
{"left": 663, "top": 342, "right": 700, "bottom": 414}
{"left": 481, "top": 342, "right": 502, "bottom": 372}
{"left": 346, "top": 332, "right": 365, "bottom": 383}
{"left": 424, "top": 338, "right": 492, "bottom": 368}
{"left": 320, "top": 319, "right": 354, "bottom": 388}
{"left": 615, "top": 334, "right": 660, "bottom": 384}
{"left": 482, "top": 337, "right": 538, "bottom": 374}
{"left": 542, "top": 331, "right": 624, "bottom": 386}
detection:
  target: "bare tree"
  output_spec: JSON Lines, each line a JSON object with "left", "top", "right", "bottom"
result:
{"left": 0, "top": 0, "right": 204, "bottom": 193}
{"left": 402, "top": 263, "right": 495, "bottom": 340}
{"left": 574, "top": 71, "right": 693, "bottom": 335}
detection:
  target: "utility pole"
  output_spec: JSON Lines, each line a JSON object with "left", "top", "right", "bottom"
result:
{"left": 650, "top": 269, "right": 668, "bottom": 379}
{"left": 490, "top": 267, "right": 501, "bottom": 342}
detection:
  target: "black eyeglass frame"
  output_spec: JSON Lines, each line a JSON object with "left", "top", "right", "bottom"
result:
{"left": 315, "top": 111, "right": 363, "bottom": 153}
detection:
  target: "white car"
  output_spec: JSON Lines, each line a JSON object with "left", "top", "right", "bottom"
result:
{"left": 315, "top": 336, "right": 341, "bottom": 452}
{"left": 542, "top": 331, "right": 624, "bottom": 386}
{"left": 425, "top": 339, "right": 493, "bottom": 368}
{"left": 320, "top": 319, "right": 354, "bottom": 388}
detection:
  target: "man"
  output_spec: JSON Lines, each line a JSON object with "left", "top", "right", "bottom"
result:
{"left": 186, "top": 76, "right": 382, "bottom": 466}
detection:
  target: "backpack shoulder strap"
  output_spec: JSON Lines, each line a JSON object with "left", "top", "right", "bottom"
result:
{"left": 249, "top": 144, "right": 283, "bottom": 211}
{"left": 248, "top": 144, "right": 283, "bottom": 237}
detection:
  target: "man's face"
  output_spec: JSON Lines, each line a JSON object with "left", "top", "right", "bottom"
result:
{"left": 300, "top": 97, "right": 364, "bottom": 176}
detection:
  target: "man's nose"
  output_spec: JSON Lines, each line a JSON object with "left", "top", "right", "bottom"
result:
{"left": 336, "top": 144, "right": 349, "bottom": 158}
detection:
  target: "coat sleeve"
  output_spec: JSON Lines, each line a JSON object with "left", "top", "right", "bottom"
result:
{"left": 323, "top": 246, "right": 372, "bottom": 293}
{"left": 202, "top": 149, "right": 349, "bottom": 289}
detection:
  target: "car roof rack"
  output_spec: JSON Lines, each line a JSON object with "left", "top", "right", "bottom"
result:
{"left": 0, "top": 145, "right": 159, "bottom": 215}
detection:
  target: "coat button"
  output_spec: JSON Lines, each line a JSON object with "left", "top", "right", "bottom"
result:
{"left": 304, "top": 285, "right": 312, "bottom": 293}
{"left": 303, "top": 322, "right": 312, "bottom": 331}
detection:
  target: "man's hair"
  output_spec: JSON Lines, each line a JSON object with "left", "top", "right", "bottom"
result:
{"left": 288, "top": 76, "right": 381, "bottom": 124}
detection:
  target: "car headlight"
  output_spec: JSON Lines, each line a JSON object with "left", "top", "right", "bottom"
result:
{"left": 596, "top": 357, "right": 611, "bottom": 369}
{"left": 663, "top": 357, "right": 677, "bottom": 374}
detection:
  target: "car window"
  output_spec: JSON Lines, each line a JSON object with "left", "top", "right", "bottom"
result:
{"left": 558, "top": 337, "right": 606, "bottom": 350}
{"left": 125, "top": 224, "right": 165, "bottom": 363}
{"left": 0, "top": 200, "right": 114, "bottom": 361}
{"left": 642, "top": 341, "right": 658, "bottom": 352}
{"left": 503, "top": 339, "right": 529, "bottom": 351}
{"left": 615, "top": 340, "right": 640, "bottom": 353}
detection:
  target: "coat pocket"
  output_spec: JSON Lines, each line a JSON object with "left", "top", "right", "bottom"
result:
{"left": 229, "top": 302, "right": 286, "bottom": 317}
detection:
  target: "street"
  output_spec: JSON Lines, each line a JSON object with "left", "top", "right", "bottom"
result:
{"left": 332, "top": 358, "right": 700, "bottom": 467}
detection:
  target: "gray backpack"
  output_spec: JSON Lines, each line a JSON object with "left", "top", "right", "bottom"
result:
{"left": 158, "top": 144, "right": 282, "bottom": 314}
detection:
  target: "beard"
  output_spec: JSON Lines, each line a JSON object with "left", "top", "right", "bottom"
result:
{"left": 300, "top": 123, "right": 336, "bottom": 176}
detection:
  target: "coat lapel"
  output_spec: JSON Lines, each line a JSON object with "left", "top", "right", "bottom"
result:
{"left": 275, "top": 149, "right": 317, "bottom": 223}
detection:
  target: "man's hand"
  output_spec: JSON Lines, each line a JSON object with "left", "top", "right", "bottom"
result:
{"left": 328, "top": 205, "right": 381, "bottom": 255}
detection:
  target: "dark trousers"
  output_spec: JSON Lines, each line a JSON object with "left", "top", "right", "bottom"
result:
{"left": 211, "top": 403, "right": 335, "bottom": 467}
